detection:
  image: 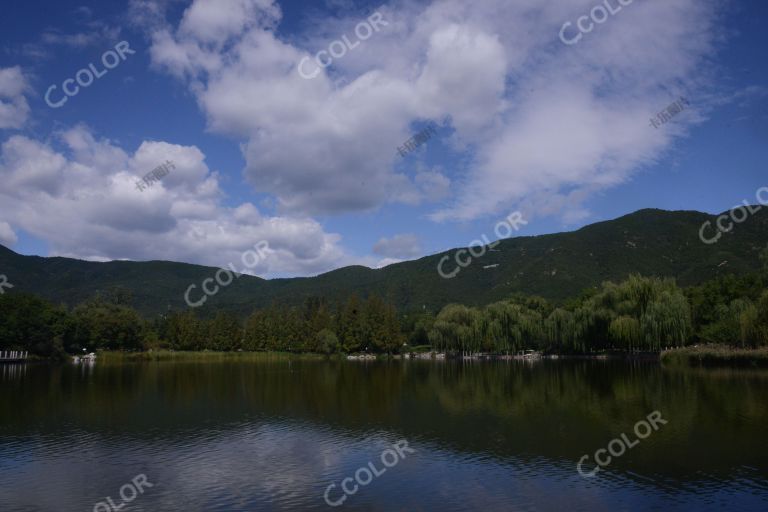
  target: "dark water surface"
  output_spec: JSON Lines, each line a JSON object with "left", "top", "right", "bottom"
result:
{"left": 1, "top": 359, "right": 767, "bottom": 511}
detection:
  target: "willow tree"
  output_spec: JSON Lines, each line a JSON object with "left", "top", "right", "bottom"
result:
{"left": 739, "top": 291, "right": 768, "bottom": 347}
{"left": 640, "top": 290, "right": 691, "bottom": 350}
{"left": 609, "top": 316, "right": 641, "bottom": 352}
{"left": 699, "top": 299, "right": 752, "bottom": 346}
{"left": 545, "top": 308, "right": 576, "bottom": 353}
{"left": 429, "top": 304, "right": 475, "bottom": 354}
{"left": 574, "top": 305, "right": 615, "bottom": 352}
{"left": 485, "top": 302, "right": 522, "bottom": 354}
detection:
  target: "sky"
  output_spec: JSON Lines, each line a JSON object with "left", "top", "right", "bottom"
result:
{"left": 0, "top": 0, "right": 766, "bottom": 278}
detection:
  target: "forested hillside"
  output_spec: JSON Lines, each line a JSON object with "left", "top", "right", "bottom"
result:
{"left": 1, "top": 208, "right": 767, "bottom": 317}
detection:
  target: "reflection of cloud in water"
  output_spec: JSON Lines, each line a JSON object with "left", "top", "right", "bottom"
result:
{"left": 158, "top": 426, "right": 430, "bottom": 511}
{"left": 161, "top": 422, "right": 342, "bottom": 510}
{"left": 3, "top": 360, "right": 768, "bottom": 511}
{"left": 2, "top": 417, "right": 767, "bottom": 511}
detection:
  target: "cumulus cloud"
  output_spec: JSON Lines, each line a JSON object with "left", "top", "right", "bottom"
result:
{"left": 0, "top": 125, "right": 350, "bottom": 276}
{"left": 373, "top": 233, "right": 422, "bottom": 259}
{"left": 144, "top": 0, "right": 504, "bottom": 216}
{"left": 430, "top": 0, "right": 719, "bottom": 222}
{"left": 0, "top": 0, "right": 727, "bottom": 276}
{"left": 0, "top": 221, "right": 17, "bottom": 246}
{"left": 142, "top": 0, "right": 719, "bottom": 225}
{"left": 0, "top": 67, "right": 30, "bottom": 130}
{"left": 128, "top": 0, "right": 183, "bottom": 30}
{"left": 179, "top": 0, "right": 281, "bottom": 43}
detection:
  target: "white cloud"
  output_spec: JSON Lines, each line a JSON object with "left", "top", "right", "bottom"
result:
{"left": 179, "top": 0, "right": 281, "bottom": 43}
{"left": 141, "top": 0, "right": 720, "bottom": 225}
{"left": 415, "top": 168, "right": 451, "bottom": 203}
{"left": 39, "top": 24, "right": 122, "bottom": 49}
{"left": 0, "top": 221, "right": 17, "bottom": 246}
{"left": 374, "top": 257, "right": 404, "bottom": 268}
{"left": 0, "top": 125, "right": 350, "bottom": 276}
{"left": 128, "top": 0, "right": 182, "bottom": 30}
{"left": 0, "top": 67, "right": 30, "bottom": 130}
{"left": 13, "top": 12, "right": 123, "bottom": 61}
{"left": 373, "top": 233, "right": 422, "bottom": 259}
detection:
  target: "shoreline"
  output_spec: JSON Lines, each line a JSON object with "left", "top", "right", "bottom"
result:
{"left": 81, "top": 349, "right": 663, "bottom": 363}
{"left": 661, "top": 345, "right": 768, "bottom": 368}
{"left": 8, "top": 347, "right": 763, "bottom": 368}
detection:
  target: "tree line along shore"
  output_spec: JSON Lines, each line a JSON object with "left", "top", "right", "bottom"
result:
{"left": 1, "top": 250, "right": 767, "bottom": 366}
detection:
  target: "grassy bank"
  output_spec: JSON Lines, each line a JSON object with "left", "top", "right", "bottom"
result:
{"left": 661, "top": 345, "right": 768, "bottom": 368}
{"left": 95, "top": 350, "right": 330, "bottom": 363}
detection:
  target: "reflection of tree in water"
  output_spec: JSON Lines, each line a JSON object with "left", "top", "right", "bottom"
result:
{"left": 1, "top": 360, "right": 767, "bottom": 483}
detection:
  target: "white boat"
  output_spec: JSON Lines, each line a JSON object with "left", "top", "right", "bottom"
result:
{"left": 74, "top": 353, "right": 97, "bottom": 363}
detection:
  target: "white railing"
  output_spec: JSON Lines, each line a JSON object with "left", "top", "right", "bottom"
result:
{"left": 0, "top": 351, "right": 28, "bottom": 361}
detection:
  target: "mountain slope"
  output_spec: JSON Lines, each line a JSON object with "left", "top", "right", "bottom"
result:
{"left": 1, "top": 208, "right": 766, "bottom": 316}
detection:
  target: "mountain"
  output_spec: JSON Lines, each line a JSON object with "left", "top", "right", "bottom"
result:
{"left": 1, "top": 208, "right": 766, "bottom": 316}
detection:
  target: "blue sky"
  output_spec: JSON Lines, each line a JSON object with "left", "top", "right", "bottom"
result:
{"left": 0, "top": 0, "right": 766, "bottom": 277}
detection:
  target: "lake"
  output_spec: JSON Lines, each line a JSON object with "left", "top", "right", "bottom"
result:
{"left": 1, "top": 359, "right": 767, "bottom": 511}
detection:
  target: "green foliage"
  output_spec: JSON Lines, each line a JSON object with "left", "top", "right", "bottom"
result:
{"left": 661, "top": 344, "right": 768, "bottom": 367}
{"left": 3, "top": 241, "right": 768, "bottom": 357}
{"left": 3, "top": 208, "right": 768, "bottom": 316}
{"left": 72, "top": 297, "right": 144, "bottom": 351}
{"left": 0, "top": 293, "right": 71, "bottom": 358}
{"left": 609, "top": 316, "right": 641, "bottom": 351}
{"left": 760, "top": 245, "right": 768, "bottom": 273}
{"left": 316, "top": 329, "right": 340, "bottom": 354}
{"left": 428, "top": 275, "right": 724, "bottom": 354}
{"left": 738, "top": 291, "right": 768, "bottom": 347}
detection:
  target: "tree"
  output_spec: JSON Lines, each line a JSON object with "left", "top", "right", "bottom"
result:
{"left": 338, "top": 295, "right": 365, "bottom": 353}
{"left": 72, "top": 297, "right": 144, "bottom": 351}
{"left": 0, "top": 294, "right": 72, "bottom": 358}
{"left": 316, "top": 329, "right": 340, "bottom": 354}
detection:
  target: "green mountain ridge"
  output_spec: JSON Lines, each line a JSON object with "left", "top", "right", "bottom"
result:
{"left": 1, "top": 208, "right": 766, "bottom": 316}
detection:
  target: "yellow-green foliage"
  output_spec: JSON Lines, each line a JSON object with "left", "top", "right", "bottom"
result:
{"left": 429, "top": 275, "right": 695, "bottom": 354}
{"left": 661, "top": 344, "right": 768, "bottom": 367}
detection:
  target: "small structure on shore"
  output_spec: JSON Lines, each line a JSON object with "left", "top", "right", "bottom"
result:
{"left": 346, "top": 354, "right": 377, "bottom": 361}
{"left": 414, "top": 351, "right": 446, "bottom": 360}
{"left": 515, "top": 350, "right": 542, "bottom": 360}
{"left": 0, "top": 351, "right": 28, "bottom": 363}
{"left": 73, "top": 352, "right": 97, "bottom": 364}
